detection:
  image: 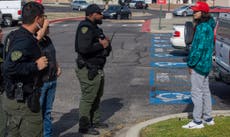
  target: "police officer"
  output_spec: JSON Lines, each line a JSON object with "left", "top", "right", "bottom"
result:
{"left": 0, "top": 26, "right": 6, "bottom": 137}
{"left": 2, "top": 2, "right": 48, "bottom": 137}
{"left": 75, "top": 4, "right": 112, "bottom": 135}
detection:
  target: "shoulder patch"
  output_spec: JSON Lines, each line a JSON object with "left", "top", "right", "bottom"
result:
{"left": 11, "top": 51, "right": 22, "bottom": 61}
{"left": 81, "top": 27, "right": 88, "bottom": 34}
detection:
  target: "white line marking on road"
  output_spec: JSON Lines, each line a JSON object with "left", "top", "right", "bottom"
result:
{"left": 62, "top": 24, "right": 69, "bottom": 27}
{"left": 174, "top": 75, "right": 188, "bottom": 81}
{"left": 155, "top": 48, "right": 164, "bottom": 52}
{"left": 156, "top": 73, "right": 170, "bottom": 82}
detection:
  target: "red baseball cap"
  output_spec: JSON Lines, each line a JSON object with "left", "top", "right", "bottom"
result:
{"left": 191, "top": 2, "right": 210, "bottom": 13}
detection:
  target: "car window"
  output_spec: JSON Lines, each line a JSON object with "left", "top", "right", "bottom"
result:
{"left": 217, "top": 19, "right": 230, "bottom": 44}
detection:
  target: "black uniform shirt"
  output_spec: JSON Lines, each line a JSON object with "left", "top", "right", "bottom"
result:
{"left": 75, "top": 18, "right": 111, "bottom": 67}
{"left": 3, "top": 27, "right": 41, "bottom": 85}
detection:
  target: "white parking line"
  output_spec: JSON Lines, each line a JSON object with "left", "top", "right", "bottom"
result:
{"left": 156, "top": 73, "right": 170, "bottom": 82}
{"left": 155, "top": 48, "right": 164, "bottom": 52}
{"left": 62, "top": 24, "right": 69, "bottom": 27}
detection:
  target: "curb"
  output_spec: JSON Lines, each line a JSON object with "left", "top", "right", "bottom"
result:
{"left": 141, "top": 19, "right": 151, "bottom": 32}
{"left": 49, "top": 17, "right": 85, "bottom": 24}
{"left": 123, "top": 110, "right": 230, "bottom": 137}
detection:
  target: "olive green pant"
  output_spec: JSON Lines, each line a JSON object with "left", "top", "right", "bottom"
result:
{"left": 75, "top": 67, "right": 104, "bottom": 129}
{"left": 2, "top": 94, "right": 43, "bottom": 137}
{"left": 0, "top": 94, "right": 6, "bottom": 137}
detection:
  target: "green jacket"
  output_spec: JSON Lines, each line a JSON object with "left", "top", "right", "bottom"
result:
{"left": 187, "top": 18, "right": 216, "bottom": 76}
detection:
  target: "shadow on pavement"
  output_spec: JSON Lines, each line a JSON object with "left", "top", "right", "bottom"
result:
{"left": 169, "top": 50, "right": 188, "bottom": 57}
{"left": 61, "top": 132, "right": 83, "bottom": 137}
{"left": 100, "top": 97, "right": 124, "bottom": 122}
{"left": 210, "top": 81, "right": 230, "bottom": 105}
{"left": 53, "top": 109, "right": 79, "bottom": 137}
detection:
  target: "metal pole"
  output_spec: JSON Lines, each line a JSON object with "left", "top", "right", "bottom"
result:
{"left": 168, "top": 0, "right": 170, "bottom": 12}
{"left": 158, "top": 4, "right": 162, "bottom": 30}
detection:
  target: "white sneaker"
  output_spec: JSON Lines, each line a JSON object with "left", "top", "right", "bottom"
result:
{"left": 203, "top": 119, "right": 215, "bottom": 126}
{"left": 182, "top": 121, "right": 204, "bottom": 129}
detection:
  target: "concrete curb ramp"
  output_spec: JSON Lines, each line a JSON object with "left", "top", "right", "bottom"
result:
{"left": 125, "top": 110, "right": 230, "bottom": 137}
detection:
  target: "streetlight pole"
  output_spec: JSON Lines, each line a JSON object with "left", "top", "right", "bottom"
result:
{"left": 168, "top": 0, "right": 170, "bottom": 12}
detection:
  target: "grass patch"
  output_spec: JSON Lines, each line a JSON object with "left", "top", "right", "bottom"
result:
{"left": 140, "top": 116, "right": 230, "bottom": 137}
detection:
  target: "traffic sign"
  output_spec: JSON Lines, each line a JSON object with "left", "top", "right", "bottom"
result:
{"left": 157, "top": 0, "right": 167, "bottom": 5}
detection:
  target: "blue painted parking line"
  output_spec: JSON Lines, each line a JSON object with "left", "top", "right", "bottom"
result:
{"left": 154, "top": 44, "right": 172, "bottom": 48}
{"left": 150, "top": 90, "right": 215, "bottom": 104}
{"left": 151, "top": 62, "right": 187, "bottom": 68}
{"left": 154, "top": 83, "right": 191, "bottom": 87}
{"left": 153, "top": 33, "right": 172, "bottom": 37}
{"left": 151, "top": 53, "right": 185, "bottom": 58}
{"left": 149, "top": 69, "right": 154, "bottom": 86}
{"left": 153, "top": 39, "right": 170, "bottom": 43}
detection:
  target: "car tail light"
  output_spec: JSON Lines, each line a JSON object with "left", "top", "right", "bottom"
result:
{"left": 173, "top": 31, "right": 180, "bottom": 37}
{"left": 18, "top": 10, "right": 22, "bottom": 15}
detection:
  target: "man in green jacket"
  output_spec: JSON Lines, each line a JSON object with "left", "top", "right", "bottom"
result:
{"left": 182, "top": 1, "right": 216, "bottom": 129}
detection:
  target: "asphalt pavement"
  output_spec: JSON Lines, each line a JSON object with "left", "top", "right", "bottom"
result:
{"left": 1, "top": 3, "right": 229, "bottom": 137}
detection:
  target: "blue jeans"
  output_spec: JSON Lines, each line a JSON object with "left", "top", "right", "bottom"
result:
{"left": 40, "top": 80, "right": 57, "bottom": 137}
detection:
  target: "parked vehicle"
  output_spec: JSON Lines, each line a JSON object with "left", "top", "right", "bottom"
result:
{"left": 129, "top": 0, "right": 144, "bottom": 8}
{"left": 173, "top": 5, "right": 193, "bottom": 17}
{"left": 170, "top": 25, "right": 186, "bottom": 49}
{"left": 0, "top": 0, "right": 24, "bottom": 27}
{"left": 103, "top": 5, "right": 132, "bottom": 19}
{"left": 0, "top": 10, "right": 3, "bottom": 26}
{"left": 170, "top": 7, "right": 230, "bottom": 51}
{"left": 135, "top": 1, "right": 148, "bottom": 9}
{"left": 185, "top": 7, "right": 230, "bottom": 51}
{"left": 70, "top": 0, "right": 89, "bottom": 11}
{"left": 213, "top": 13, "right": 230, "bottom": 84}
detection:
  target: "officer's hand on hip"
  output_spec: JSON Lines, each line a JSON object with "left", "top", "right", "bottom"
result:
{"left": 99, "top": 38, "right": 109, "bottom": 48}
{"left": 36, "top": 56, "right": 48, "bottom": 70}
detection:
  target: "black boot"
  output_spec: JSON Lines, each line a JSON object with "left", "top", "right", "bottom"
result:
{"left": 79, "top": 127, "right": 100, "bottom": 135}
{"left": 92, "top": 122, "right": 109, "bottom": 128}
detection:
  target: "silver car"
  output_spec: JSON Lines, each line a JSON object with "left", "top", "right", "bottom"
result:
{"left": 70, "top": 0, "right": 89, "bottom": 11}
{"left": 173, "top": 5, "right": 193, "bottom": 17}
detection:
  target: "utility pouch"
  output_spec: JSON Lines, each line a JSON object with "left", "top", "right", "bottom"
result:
{"left": 27, "top": 88, "right": 40, "bottom": 113}
{"left": 77, "top": 59, "right": 85, "bottom": 69}
{"left": 15, "top": 82, "right": 24, "bottom": 101}
{"left": 5, "top": 82, "right": 15, "bottom": 99}
{"left": 87, "top": 67, "right": 98, "bottom": 81}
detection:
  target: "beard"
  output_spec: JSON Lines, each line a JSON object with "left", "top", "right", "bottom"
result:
{"left": 95, "top": 19, "right": 102, "bottom": 25}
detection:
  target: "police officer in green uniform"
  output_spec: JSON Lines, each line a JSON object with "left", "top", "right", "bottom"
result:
{"left": 0, "top": 26, "right": 6, "bottom": 137}
{"left": 2, "top": 2, "right": 48, "bottom": 137}
{"left": 75, "top": 4, "right": 112, "bottom": 135}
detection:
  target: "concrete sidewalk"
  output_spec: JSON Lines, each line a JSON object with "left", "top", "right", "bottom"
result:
{"left": 150, "top": 15, "right": 193, "bottom": 33}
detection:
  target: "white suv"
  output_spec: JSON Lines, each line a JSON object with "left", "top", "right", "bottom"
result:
{"left": 214, "top": 13, "right": 230, "bottom": 84}
{"left": 0, "top": 0, "right": 24, "bottom": 27}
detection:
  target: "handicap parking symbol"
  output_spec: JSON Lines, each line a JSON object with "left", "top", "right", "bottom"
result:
{"left": 150, "top": 91, "right": 215, "bottom": 104}
{"left": 150, "top": 91, "right": 192, "bottom": 104}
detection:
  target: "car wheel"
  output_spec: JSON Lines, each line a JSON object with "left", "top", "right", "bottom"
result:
{"left": 182, "top": 11, "right": 187, "bottom": 17}
{"left": 184, "top": 21, "right": 194, "bottom": 46}
{"left": 3, "top": 16, "right": 12, "bottom": 27}
{"left": 117, "top": 14, "right": 121, "bottom": 20}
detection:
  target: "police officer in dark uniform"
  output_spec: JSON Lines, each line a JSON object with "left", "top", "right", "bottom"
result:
{"left": 0, "top": 26, "right": 6, "bottom": 137}
{"left": 2, "top": 2, "right": 48, "bottom": 137}
{"left": 75, "top": 4, "right": 112, "bottom": 135}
